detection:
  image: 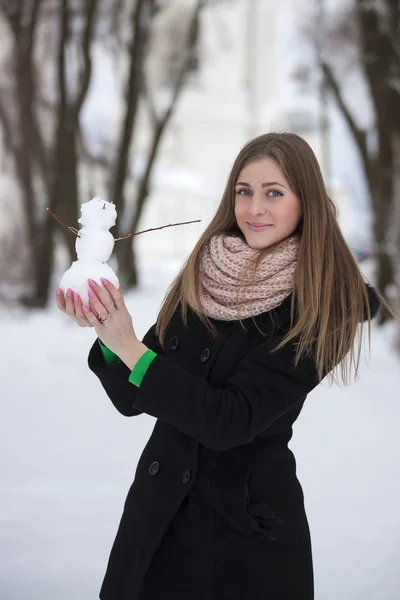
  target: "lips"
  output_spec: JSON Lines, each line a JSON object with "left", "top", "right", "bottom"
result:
{"left": 247, "top": 223, "right": 272, "bottom": 232}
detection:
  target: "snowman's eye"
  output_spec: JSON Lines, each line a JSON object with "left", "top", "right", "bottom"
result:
{"left": 103, "top": 203, "right": 106, "bottom": 209}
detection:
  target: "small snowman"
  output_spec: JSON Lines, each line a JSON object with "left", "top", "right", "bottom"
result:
{"left": 59, "top": 197, "right": 119, "bottom": 306}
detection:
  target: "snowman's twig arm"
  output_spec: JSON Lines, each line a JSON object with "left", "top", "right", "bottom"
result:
{"left": 114, "top": 219, "right": 202, "bottom": 242}
{"left": 46, "top": 207, "right": 80, "bottom": 237}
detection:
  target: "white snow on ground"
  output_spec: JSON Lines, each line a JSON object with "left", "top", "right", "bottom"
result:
{"left": 1, "top": 0, "right": 399, "bottom": 594}
{"left": 1, "top": 262, "right": 399, "bottom": 600}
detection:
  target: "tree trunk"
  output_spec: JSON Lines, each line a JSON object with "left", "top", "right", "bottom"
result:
{"left": 28, "top": 0, "right": 98, "bottom": 307}
{"left": 116, "top": 0, "right": 203, "bottom": 287}
{"left": 22, "top": 217, "right": 54, "bottom": 307}
{"left": 109, "top": 0, "right": 149, "bottom": 218}
{"left": 116, "top": 237, "right": 138, "bottom": 288}
{"left": 374, "top": 127, "right": 395, "bottom": 323}
{"left": 111, "top": 0, "right": 150, "bottom": 286}
{"left": 3, "top": 0, "right": 46, "bottom": 296}
{"left": 356, "top": 0, "right": 397, "bottom": 321}
{"left": 390, "top": 132, "right": 400, "bottom": 349}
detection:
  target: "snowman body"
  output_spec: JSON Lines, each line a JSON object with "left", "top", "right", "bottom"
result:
{"left": 59, "top": 197, "right": 120, "bottom": 306}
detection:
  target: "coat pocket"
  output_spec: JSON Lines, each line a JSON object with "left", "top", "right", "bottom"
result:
{"left": 245, "top": 485, "right": 283, "bottom": 540}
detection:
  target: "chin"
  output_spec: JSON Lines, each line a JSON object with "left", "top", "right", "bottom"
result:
{"left": 244, "top": 236, "right": 273, "bottom": 250}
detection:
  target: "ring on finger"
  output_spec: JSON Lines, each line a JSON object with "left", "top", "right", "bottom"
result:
{"left": 99, "top": 312, "right": 111, "bottom": 323}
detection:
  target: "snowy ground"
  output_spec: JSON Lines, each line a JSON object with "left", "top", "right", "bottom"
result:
{"left": 1, "top": 261, "right": 399, "bottom": 600}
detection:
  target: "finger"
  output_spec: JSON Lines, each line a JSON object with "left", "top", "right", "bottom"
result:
{"left": 88, "top": 279, "right": 115, "bottom": 317}
{"left": 82, "top": 304, "right": 100, "bottom": 329}
{"left": 88, "top": 278, "right": 116, "bottom": 310}
{"left": 74, "top": 292, "right": 94, "bottom": 327}
{"left": 88, "top": 297, "right": 103, "bottom": 320}
{"left": 99, "top": 278, "right": 125, "bottom": 310}
{"left": 87, "top": 290, "right": 109, "bottom": 320}
{"left": 89, "top": 301, "right": 100, "bottom": 320}
{"left": 56, "top": 288, "right": 66, "bottom": 311}
{"left": 65, "top": 288, "right": 78, "bottom": 320}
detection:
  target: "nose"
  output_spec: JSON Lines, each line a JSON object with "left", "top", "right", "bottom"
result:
{"left": 247, "top": 191, "right": 267, "bottom": 216}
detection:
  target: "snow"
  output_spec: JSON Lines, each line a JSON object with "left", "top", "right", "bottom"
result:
{"left": 59, "top": 198, "right": 119, "bottom": 306}
{"left": 1, "top": 263, "right": 399, "bottom": 600}
{"left": 1, "top": 0, "right": 399, "bottom": 597}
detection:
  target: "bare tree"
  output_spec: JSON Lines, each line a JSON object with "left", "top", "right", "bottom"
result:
{"left": 355, "top": 0, "right": 400, "bottom": 317}
{"left": 43, "top": 0, "right": 99, "bottom": 302}
{"left": 112, "top": 0, "right": 204, "bottom": 287}
{"left": 0, "top": 0, "right": 99, "bottom": 307}
{"left": 0, "top": 0, "right": 211, "bottom": 306}
{"left": 298, "top": 0, "right": 400, "bottom": 323}
{"left": 0, "top": 0, "right": 47, "bottom": 302}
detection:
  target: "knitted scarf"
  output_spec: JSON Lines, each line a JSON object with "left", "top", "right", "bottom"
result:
{"left": 198, "top": 233, "right": 300, "bottom": 321}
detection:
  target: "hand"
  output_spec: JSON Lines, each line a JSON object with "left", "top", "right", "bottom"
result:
{"left": 82, "top": 278, "right": 138, "bottom": 357}
{"left": 56, "top": 287, "right": 94, "bottom": 328}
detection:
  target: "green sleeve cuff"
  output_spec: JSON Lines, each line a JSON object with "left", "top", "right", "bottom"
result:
{"left": 128, "top": 349, "right": 157, "bottom": 387}
{"left": 98, "top": 337, "right": 121, "bottom": 367}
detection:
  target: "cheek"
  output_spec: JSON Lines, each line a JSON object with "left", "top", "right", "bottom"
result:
{"left": 280, "top": 199, "right": 301, "bottom": 222}
{"left": 294, "top": 201, "right": 302, "bottom": 222}
{"left": 234, "top": 202, "right": 243, "bottom": 218}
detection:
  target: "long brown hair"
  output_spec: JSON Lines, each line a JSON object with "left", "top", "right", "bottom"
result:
{"left": 154, "top": 132, "right": 386, "bottom": 385}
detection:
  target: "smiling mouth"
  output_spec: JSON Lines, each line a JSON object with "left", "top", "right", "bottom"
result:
{"left": 247, "top": 223, "right": 273, "bottom": 230}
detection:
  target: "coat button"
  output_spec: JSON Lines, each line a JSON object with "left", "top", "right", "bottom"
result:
{"left": 169, "top": 336, "right": 180, "bottom": 351}
{"left": 200, "top": 348, "right": 211, "bottom": 363}
{"left": 149, "top": 461, "right": 160, "bottom": 476}
{"left": 182, "top": 468, "right": 192, "bottom": 485}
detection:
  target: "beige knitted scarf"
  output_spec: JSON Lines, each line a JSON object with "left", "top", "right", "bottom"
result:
{"left": 198, "top": 233, "right": 300, "bottom": 321}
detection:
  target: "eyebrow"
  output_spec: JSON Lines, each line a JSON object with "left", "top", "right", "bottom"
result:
{"left": 235, "top": 181, "right": 288, "bottom": 189}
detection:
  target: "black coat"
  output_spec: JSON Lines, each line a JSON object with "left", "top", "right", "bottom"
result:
{"left": 88, "top": 285, "right": 380, "bottom": 600}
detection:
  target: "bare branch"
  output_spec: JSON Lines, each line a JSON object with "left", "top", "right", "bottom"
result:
{"left": 142, "top": 74, "right": 158, "bottom": 126}
{"left": 57, "top": 0, "right": 68, "bottom": 123}
{"left": 27, "top": 0, "right": 43, "bottom": 54}
{"left": 387, "top": 0, "right": 400, "bottom": 69}
{"left": 46, "top": 207, "right": 80, "bottom": 237}
{"left": 46, "top": 206, "right": 201, "bottom": 242}
{"left": 109, "top": 0, "right": 151, "bottom": 213}
{"left": 320, "top": 60, "right": 370, "bottom": 173}
{"left": 74, "top": 0, "right": 98, "bottom": 119}
{"left": 114, "top": 219, "right": 202, "bottom": 242}
{"left": 0, "top": 88, "right": 15, "bottom": 157}
{"left": 125, "top": 0, "right": 204, "bottom": 252}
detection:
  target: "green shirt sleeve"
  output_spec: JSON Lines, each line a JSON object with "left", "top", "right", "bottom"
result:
{"left": 98, "top": 337, "right": 121, "bottom": 367}
{"left": 97, "top": 337, "right": 157, "bottom": 387}
{"left": 128, "top": 349, "right": 157, "bottom": 387}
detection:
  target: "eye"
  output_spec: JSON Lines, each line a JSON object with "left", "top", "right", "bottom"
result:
{"left": 235, "top": 188, "right": 283, "bottom": 197}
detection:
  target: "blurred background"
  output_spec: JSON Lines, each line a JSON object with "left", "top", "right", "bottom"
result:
{"left": 0, "top": 0, "right": 399, "bottom": 598}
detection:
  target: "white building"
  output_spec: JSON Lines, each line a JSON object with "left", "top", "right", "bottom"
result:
{"left": 134, "top": 0, "right": 353, "bottom": 266}
{"left": 83, "top": 0, "right": 362, "bottom": 268}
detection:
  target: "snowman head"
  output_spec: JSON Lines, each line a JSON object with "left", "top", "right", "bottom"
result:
{"left": 78, "top": 197, "right": 117, "bottom": 230}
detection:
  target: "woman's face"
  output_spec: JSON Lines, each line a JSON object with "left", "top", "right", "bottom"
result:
{"left": 234, "top": 157, "right": 302, "bottom": 250}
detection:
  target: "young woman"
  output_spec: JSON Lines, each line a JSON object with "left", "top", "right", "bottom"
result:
{"left": 57, "top": 132, "right": 382, "bottom": 600}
